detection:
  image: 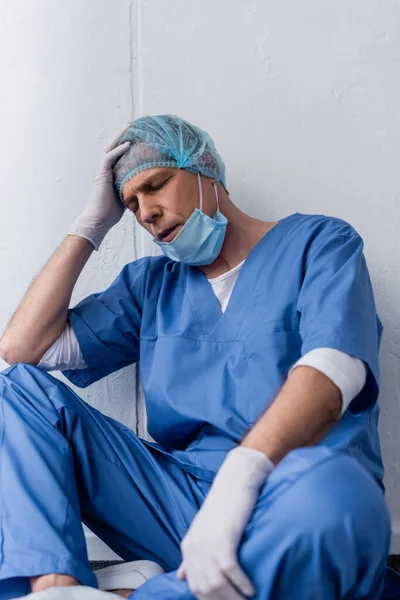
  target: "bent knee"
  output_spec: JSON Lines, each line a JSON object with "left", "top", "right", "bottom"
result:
{"left": 242, "top": 451, "right": 390, "bottom": 598}
{"left": 1, "top": 361, "right": 45, "bottom": 380}
{"left": 252, "top": 448, "right": 390, "bottom": 553}
{"left": 0, "top": 361, "right": 77, "bottom": 416}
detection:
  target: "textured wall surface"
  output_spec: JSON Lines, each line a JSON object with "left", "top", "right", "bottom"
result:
{"left": 136, "top": 0, "right": 400, "bottom": 548}
{"left": 0, "top": 0, "right": 140, "bottom": 560}
{"left": 0, "top": 0, "right": 139, "bottom": 428}
{"left": 1, "top": 0, "right": 400, "bottom": 557}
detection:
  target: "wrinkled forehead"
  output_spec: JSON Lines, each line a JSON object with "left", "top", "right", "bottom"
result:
{"left": 113, "top": 141, "right": 175, "bottom": 198}
{"left": 121, "top": 166, "right": 176, "bottom": 200}
{"left": 112, "top": 116, "right": 227, "bottom": 201}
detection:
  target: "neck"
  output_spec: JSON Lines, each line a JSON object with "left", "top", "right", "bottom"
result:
{"left": 198, "top": 191, "right": 277, "bottom": 279}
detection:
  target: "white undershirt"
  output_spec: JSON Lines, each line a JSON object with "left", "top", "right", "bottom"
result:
{"left": 207, "top": 260, "right": 245, "bottom": 313}
{"left": 37, "top": 260, "right": 367, "bottom": 416}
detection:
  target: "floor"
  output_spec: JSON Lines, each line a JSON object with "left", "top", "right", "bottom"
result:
{"left": 90, "top": 561, "right": 124, "bottom": 571}
{"left": 90, "top": 557, "right": 400, "bottom": 571}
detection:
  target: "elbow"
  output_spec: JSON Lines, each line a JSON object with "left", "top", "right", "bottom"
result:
{"left": 0, "top": 340, "right": 39, "bottom": 366}
{"left": 0, "top": 339, "right": 11, "bottom": 364}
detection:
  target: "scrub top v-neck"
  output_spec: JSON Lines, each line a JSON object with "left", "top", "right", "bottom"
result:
{"left": 62, "top": 211, "right": 385, "bottom": 486}
{"left": 183, "top": 217, "right": 289, "bottom": 340}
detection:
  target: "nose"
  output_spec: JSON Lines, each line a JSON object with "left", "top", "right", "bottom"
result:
{"left": 141, "top": 202, "right": 162, "bottom": 225}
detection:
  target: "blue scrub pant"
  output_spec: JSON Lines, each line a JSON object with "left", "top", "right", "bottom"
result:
{"left": 0, "top": 363, "right": 392, "bottom": 599}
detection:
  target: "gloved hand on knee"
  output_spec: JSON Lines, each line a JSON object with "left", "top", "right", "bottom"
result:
{"left": 177, "top": 445, "right": 274, "bottom": 599}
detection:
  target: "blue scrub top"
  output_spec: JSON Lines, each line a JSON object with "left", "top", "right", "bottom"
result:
{"left": 62, "top": 213, "right": 385, "bottom": 485}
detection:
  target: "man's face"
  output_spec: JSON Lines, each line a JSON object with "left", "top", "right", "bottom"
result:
{"left": 121, "top": 167, "right": 217, "bottom": 242}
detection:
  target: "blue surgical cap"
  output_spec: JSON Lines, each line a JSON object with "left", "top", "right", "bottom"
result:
{"left": 112, "top": 114, "right": 226, "bottom": 200}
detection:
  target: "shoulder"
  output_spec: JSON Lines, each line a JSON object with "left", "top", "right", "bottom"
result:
{"left": 297, "top": 213, "right": 359, "bottom": 237}
{"left": 292, "top": 212, "right": 361, "bottom": 241}
{"left": 286, "top": 213, "right": 365, "bottom": 272}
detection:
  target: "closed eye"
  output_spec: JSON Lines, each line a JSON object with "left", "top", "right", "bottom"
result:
{"left": 125, "top": 176, "right": 171, "bottom": 212}
{"left": 125, "top": 197, "right": 138, "bottom": 212}
{"left": 148, "top": 178, "right": 169, "bottom": 192}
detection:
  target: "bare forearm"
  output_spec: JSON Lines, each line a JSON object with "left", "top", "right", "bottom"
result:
{"left": 241, "top": 365, "right": 342, "bottom": 464}
{"left": 0, "top": 235, "right": 93, "bottom": 365}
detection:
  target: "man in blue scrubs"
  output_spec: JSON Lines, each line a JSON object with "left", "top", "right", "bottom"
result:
{"left": 0, "top": 115, "right": 398, "bottom": 599}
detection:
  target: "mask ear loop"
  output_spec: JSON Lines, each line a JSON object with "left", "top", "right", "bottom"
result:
{"left": 198, "top": 172, "right": 220, "bottom": 214}
{"left": 213, "top": 181, "right": 220, "bottom": 213}
{"left": 197, "top": 172, "right": 203, "bottom": 212}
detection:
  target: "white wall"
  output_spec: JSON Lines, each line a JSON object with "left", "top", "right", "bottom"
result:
{"left": 137, "top": 0, "right": 400, "bottom": 549}
{"left": 0, "top": 0, "right": 140, "bottom": 560}
{"left": 0, "top": 0, "right": 140, "bottom": 429}
{"left": 1, "top": 0, "right": 400, "bottom": 555}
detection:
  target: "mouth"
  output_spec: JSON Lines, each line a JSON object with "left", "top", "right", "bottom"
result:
{"left": 158, "top": 224, "right": 180, "bottom": 242}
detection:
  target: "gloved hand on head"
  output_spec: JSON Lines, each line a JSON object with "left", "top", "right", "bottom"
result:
{"left": 68, "top": 115, "right": 226, "bottom": 252}
{"left": 112, "top": 114, "right": 226, "bottom": 202}
{"left": 67, "top": 124, "right": 131, "bottom": 251}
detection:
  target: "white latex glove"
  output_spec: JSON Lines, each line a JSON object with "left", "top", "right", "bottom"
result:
{"left": 177, "top": 446, "right": 274, "bottom": 600}
{"left": 67, "top": 124, "right": 131, "bottom": 250}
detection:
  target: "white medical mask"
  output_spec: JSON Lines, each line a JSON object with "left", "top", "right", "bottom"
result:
{"left": 153, "top": 173, "right": 228, "bottom": 266}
